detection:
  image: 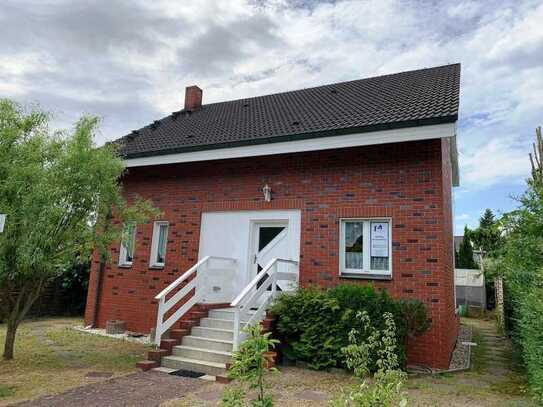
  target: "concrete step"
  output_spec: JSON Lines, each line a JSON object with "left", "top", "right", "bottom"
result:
{"left": 173, "top": 345, "right": 232, "bottom": 364}
{"left": 161, "top": 355, "right": 226, "bottom": 377}
{"left": 182, "top": 336, "right": 234, "bottom": 352}
{"left": 200, "top": 317, "right": 250, "bottom": 330}
{"left": 191, "top": 326, "right": 234, "bottom": 341}
{"left": 208, "top": 308, "right": 257, "bottom": 321}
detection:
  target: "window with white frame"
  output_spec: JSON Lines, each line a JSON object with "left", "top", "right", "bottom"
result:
{"left": 119, "top": 222, "right": 136, "bottom": 266}
{"left": 339, "top": 219, "right": 391, "bottom": 276}
{"left": 150, "top": 221, "right": 169, "bottom": 267}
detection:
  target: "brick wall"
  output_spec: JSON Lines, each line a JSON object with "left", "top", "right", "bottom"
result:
{"left": 84, "top": 138, "right": 458, "bottom": 369}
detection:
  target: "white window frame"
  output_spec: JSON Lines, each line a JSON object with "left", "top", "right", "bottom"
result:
{"left": 150, "top": 221, "right": 169, "bottom": 268}
{"left": 339, "top": 218, "right": 392, "bottom": 277}
{"left": 118, "top": 222, "right": 136, "bottom": 267}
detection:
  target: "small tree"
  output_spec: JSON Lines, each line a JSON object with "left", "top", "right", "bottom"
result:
{"left": 222, "top": 324, "right": 279, "bottom": 407}
{"left": 456, "top": 226, "right": 478, "bottom": 269}
{"left": 471, "top": 209, "right": 502, "bottom": 255}
{"left": 0, "top": 100, "right": 156, "bottom": 360}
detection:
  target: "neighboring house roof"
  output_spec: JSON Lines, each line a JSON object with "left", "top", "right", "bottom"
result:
{"left": 118, "top": 63, "right": 460, "bottom": 159}
{"left": 454, "top": 235, "right": 464, "bottom": 253}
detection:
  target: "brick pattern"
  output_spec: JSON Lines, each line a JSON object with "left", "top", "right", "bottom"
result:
{"left": 85, "top": 138, "right": 458, "bottom": 369}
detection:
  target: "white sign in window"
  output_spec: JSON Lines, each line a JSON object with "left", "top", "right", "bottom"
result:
{"left": 371, "top": 222, "right": 389, "bottom": 257}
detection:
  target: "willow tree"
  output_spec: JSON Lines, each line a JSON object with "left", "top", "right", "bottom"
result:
{"left": 0, "top": 100, "right": 156, "bottom": 360}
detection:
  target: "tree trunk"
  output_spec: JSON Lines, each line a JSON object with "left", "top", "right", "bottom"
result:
{"left": 2, "top": 318, "right": 18, "bottom": 360}
{"left": 2, "top": 280, "right": 45, "bottom": 360}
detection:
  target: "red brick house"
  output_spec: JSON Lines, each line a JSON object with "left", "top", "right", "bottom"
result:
{"left": 84, "top": 64, "right": 461, "bottom": 375}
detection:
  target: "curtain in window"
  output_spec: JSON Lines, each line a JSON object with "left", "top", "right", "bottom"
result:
{"left": 345, "top": 221, "right": 363, "bottom": 269}
{"left": 121, "top": 223, "right": 135, "bottom": 263}
{"left": 157, "top": 224, "right": 167, "bottom": 263}
{"left": 125, "top": 223, "right": 135, "bottom": 262}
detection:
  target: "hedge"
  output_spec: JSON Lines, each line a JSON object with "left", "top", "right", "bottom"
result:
{"left": 269, "top": 284, "right": 429, "bottom": 371}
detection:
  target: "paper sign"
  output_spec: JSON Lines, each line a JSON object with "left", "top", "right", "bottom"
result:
{"left": 371, "top": 222, "right": 388, "bottom": 257}
{"left": 0, "top": 214, "right": 5, "bottom": 233}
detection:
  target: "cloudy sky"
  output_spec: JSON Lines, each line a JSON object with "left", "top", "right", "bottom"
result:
{"left": 1, "top": 0, "right": 542, "bottom": 234}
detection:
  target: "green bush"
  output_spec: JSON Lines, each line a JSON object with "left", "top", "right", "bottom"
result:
{"left": 517, "top": 288, "right": 543, "bottom": 403}
{"left": 269, "top": 287, "right": 344, "bottom": 370}
{"left": 270, "top": 284, "right": 429, "bottom": 371}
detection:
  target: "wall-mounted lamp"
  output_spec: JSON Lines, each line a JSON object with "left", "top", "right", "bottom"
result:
{"left": 262, "top": 184, "right": 272, "bottom": 202}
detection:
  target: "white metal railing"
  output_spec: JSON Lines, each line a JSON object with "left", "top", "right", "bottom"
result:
{"left": 154, "top": 255, "right": 236, "bottom": 346}
{"left": 230, "top": 258, "right": 298, "bottom": 350}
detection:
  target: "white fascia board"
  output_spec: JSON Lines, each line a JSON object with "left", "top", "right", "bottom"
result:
{"left": 450, "top": 127, "right": 460, "bottom": 187}
{"left": 124, "top": 123, "right": 456, "bottom": 168}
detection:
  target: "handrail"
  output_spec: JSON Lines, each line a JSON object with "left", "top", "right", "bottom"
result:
{"left": 231, "top": 258, "right": 298, "bottom": 307}
{"left": 154, "top": 255, "right": 236, "bottom": 346}
{"left": 231, "top": 257, "right": 298, "bottom": 350}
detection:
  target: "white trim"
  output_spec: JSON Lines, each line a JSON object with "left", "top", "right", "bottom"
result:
{"left": 118, "top": 222, "right": 136, "bottom": 267}
{"left": 124, "top": 123, "right": 456, "bottom": 168}
{"left": 339, "top": 218, "right": 392, "bottom": 277}
{"left": 150, "top": 221, "right": 169, "bottom": 268}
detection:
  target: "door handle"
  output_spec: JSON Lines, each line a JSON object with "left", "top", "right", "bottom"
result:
{"left": 253, "top": 254, "right": 257, "bottom": 264}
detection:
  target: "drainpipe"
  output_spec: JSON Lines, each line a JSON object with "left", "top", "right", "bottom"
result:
{"left": 89, "top": 259, "right": 105, "bottom": 328}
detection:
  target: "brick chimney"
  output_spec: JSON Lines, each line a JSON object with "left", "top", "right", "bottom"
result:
{"left": 184, "top": 85, "right": 202, "bottom": 111}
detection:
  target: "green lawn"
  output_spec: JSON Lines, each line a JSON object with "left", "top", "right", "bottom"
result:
{"left": 0, "top": 317, "right": 149, "bottom": 406}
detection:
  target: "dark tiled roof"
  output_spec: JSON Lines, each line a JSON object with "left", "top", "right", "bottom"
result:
{"left": 119, "top": 63, "right": 460, "bottom": 158}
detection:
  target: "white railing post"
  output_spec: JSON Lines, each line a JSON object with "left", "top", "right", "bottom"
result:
{"left": 155, "top": 296, "right": 166, "bottom": 346}
{"left": 233, "top": 307, "right": 241, "bottom": 351}
{"left": 271, "top": 263, "right": 277, "bottom": 299}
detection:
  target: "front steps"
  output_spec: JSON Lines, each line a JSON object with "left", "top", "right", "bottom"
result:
{"left": 138, "top": 307, "right": 273, "bottom": 378}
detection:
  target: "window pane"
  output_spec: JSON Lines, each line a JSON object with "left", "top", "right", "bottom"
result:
{"left": 371, "top": 256, "right": 389, "bottom": 271}
{"left": 345, "top": 221, "right": 364, "bottom": 269}
{"left": 125, "top": 224, "right": 135, "bottom": 262}
{"left": 156, "top": 224, "right": 167, "bottom": 264}
{"left": 121, "top": 223, "right": 135, "bottom": 263}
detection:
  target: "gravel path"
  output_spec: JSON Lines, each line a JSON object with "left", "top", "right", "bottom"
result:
{"left": 13, "top": 371, "right": 206, "bottom": 407}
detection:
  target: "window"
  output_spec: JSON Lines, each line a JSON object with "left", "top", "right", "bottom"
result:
{"left": 150, "top": 221, "right": 169, "bottom": 267}
{"left": 119, "top": 223, "right": 136, "bottom": 266}
{"left": 339, "top": 219, "right": 391, "bottom": 276}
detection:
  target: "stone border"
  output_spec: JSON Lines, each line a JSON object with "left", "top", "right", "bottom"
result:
{"left": 407, "top": 323, "right": 472, "bottom": 375}
{"left": 73, "top": 326, "right": 152, "bottom": 345}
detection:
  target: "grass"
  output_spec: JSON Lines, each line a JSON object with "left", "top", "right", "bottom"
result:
{"left": 0, "top": 317, "right": 149, "bottom": 405}
{"left": 470, "top": 329, "right": 488, "bottom": 373}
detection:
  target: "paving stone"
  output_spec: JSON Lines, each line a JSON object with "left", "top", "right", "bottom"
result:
{"left": 295, "top": 389, "right": 330, "bottom": 402}
{"left": 85, "top": 372, "right": 114, "bottom": 379}
{"left": 196, "top": 389, "right": 222, "bottom": 401}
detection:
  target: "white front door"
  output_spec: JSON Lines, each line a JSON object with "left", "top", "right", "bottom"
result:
{"left": 250, "top": 221, "right": 298, "bottom": 293}
{"left": 198, "top": 210, "right": 301, "bottom": 303}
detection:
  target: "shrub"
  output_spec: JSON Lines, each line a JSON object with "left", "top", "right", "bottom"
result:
{"left": 331, "top": 311, "right": 408, "bottom": 406}
{"left": 270, "top": 284, "right": 429, "bottom": 371}
{"left": 517, "top": 288, "right": 543, "bottom": 403}
{"left": 269, "top": 287, "right": 344, "bottom": 370}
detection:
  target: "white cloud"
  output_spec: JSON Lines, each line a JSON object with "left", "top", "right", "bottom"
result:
{"left": 0, "top": 0, "right": 542, "bottom": 195}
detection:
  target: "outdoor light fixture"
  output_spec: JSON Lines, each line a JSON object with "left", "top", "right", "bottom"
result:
{"left": 0, "top": 214, "right": 5, "bottom": 233}
{"left": 262, "top": 184, "right": 272, "bottom": 202}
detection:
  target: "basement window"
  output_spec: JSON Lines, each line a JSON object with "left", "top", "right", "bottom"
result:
{"left": 119, "top": 223, "right": 136, "bottom": 267}
{"left": 150, "top": 221, "right": 169, "bottom": 268}
{"left": 339, "top": 219, "right": 391, "bottom": 278}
